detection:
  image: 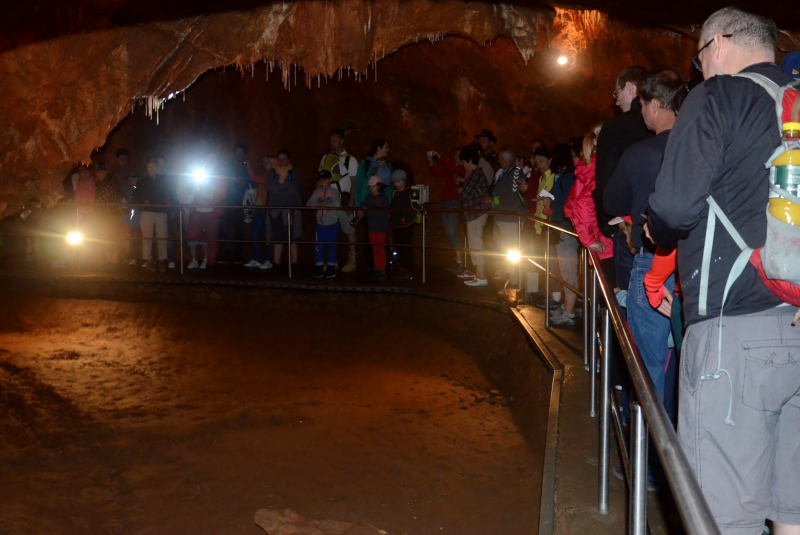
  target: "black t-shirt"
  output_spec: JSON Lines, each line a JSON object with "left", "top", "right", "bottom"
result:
{"left": 648, "top": 63, "right": 791, "bottom": 327}
{"left": 604, "top": 130, "right": 670, "bottom": 250}
{"left": 594, "top": 98, "right": 655, "bottom": 236}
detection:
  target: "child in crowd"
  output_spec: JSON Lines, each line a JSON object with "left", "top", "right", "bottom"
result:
{"left": 364, "top": 175, "right": 389, "bottom": 282}
{"left": 389, "top": 169, "right": 415, "bottom": 282}
{"left": 307, "top": 170, "right": 341, "bottom": 279}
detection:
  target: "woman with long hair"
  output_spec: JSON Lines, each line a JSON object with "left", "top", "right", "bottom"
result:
{"left": 565, "top": 123, "right": 614, "bottom": 285}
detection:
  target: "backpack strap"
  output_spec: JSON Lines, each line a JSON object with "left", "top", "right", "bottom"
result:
{"left": 734, "top": 72, "right": 785, "bottom": 129}
{"left": 698, "top": 196, "right": 749, "bottom": 316}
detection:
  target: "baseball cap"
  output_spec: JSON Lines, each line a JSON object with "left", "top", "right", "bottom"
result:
{"left": 317, "top": 169, "right": 332, "bottom": 180}
{"left": 781, "top": 51, "right": 800, "bottom": 79}
{"left": 391, "top": 169, "right": 407, "bottom": 183}
{"left": 367, "top": 175, "right": 380, "bottom": 187}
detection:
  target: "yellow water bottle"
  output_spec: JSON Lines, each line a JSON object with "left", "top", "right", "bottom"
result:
{"left": 768, "top": 122, "right": 800, "bottom": 225}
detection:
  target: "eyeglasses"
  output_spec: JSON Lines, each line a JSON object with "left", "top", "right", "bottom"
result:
{"left": 692, "top": 33, "right": 733, "bottom": 72}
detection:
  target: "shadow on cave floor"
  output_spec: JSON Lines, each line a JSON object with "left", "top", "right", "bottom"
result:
{"left": 0, "top": 287, "right": 548, "bottom": 534}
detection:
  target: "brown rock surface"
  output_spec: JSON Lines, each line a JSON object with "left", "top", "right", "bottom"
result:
{"left": 255, "top": 508, "right": 388, "bottom": 535}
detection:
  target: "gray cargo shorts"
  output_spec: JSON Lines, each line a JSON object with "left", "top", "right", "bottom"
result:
{"left": 680, "top": 306, "right": 800, "bottom": 533}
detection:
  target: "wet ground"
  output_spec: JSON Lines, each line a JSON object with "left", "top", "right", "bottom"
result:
{"left": 0, "top": 283, "right": 550, "bottom": 534}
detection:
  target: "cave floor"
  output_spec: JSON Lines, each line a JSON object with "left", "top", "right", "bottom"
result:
{"left": 0, "top": 287, "right": 549, "bottom": 535}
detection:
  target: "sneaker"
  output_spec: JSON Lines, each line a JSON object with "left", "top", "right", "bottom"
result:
{"left": 244, "top": 259, "right": 261, "bottom": 268}
{"left": 314, "top": 265, "right": 324, "bottom": 279}
{"left": 187, "top": 259, "right": 199, "bottom": 270}
{"left": 325, "top": 265, "right": 337, "bottom": 279}
{"left": 536, "top": 298, "right": 561, "bottom": 310}
{"left": 216, "top": 259, "right": 228, "bottom": 265}
{"left": 369, "top": 270, "right": 387, "bottom": 282}
{"left": 447, "top": 261, "right": 464, "bottom": 274}
{"left": 341, "top": 252, "right": 357, "bottom": 273}
{"left": 550, "top": 311, "right": 576, "bottom": 326}
{"left": 141, "top": 261, "right": 149, "bottom": 269}
{"left": 457, "top": 269, "right": 476, "bottom": 279}
{"left": 199, "top": 259, "right": 207, "bottom": 270}
{"left": 128, "top": 259, "right": 137, "bottom": 266}
{"left": 167, "top": 261, "right": 176, "bottom": 269}
{"left": 394, "top": 269, "right": 412, "bottom": 283}
{"left": 259, "top": 260, "right": 274, "bottom": 270}
{"left": 611, "top": 464, "right": 658, "bottom": 493}
{"left": 464, "top": 278, "right": 488, "bottom": 287}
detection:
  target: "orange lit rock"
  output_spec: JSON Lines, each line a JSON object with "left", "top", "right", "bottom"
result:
{"left": 254, "top": 508, "right": 388, "bottom": 535}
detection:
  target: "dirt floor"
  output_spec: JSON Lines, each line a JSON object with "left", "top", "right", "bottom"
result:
{"left": 0, "top": 284, "right": 550, "bottom": 534}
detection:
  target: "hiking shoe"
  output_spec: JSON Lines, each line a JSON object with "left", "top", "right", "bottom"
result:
{"left": 244, "top": 259, "right": 261, "bottom": 268}
{"left": 550, "top": 311, "right": 576, "bottom": 326}
{"left": 259, "top": 260, "right": 273, "bottom": 270}
{"left": 325, "top": 265, "right": 337, "bottom": 279}
{"left": 447, "top": 261, "right": 464, "bottom": 274}
{"left": 341, "top": 252, "right": 357, "bottom": 273}
{"left": 457, "top": 269, "right": 476, "bottom": 279}
{"left": 199, "top": 259, "right": 207, "bottom": 270}
{"left": 464, "top": 278, "right": 488, "bottom": 287}
{"left": 314, "top": 265, "right": 324, "bottom": 279}
{"left": 128, "top": 258, "right": 137, "bottom": 266}
{"left": 167, "top": 261, "right": 176, "bottom": 269}
{"left": 187, "top": 259, "right": 199, "bottom": 270}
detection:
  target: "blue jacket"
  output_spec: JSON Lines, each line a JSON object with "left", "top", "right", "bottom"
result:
{"left": 550, "top": 168, "right": 575, "bottom": 228}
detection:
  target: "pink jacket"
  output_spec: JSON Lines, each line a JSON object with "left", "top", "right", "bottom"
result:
{"left": 564, "top": 156, "right": 613, "bottom": 260}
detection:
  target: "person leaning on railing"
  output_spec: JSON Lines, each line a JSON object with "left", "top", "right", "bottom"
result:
{"left": 647, "top": 8, "right": 800, "bottom": 532}
{"left": 455, "top": 146, "right": 489, "bottom": 287}
{"left": 132, "top": 158, "right": 172, "bottom": 273}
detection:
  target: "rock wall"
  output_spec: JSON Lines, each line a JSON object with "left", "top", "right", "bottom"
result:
{"left": 2, "top": 0, "right": 794, "bottom": 216}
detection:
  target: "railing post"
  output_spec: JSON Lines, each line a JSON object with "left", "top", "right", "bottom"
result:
{"left": 422, "top": 210, "right": 427, "bottom": 285}
{"left": 287, "top": 210, "right": 292, "bottom": 279}
{"left": 517, "top": 216, "right": 522, "bottom": 289}
{"left": 630, "top": 402, "right": 648, "bottom": 535}
{"left": 599, "top": 307, "right": 612, "bottom": 513}
{"left": 179, "top": 210, "right": 184, "bottom": 276}
{"left": 544, "top": 226, "right": 551, "bottom": 330}
{"left": 590, "top": 271, "right": 599, "bottom": 413}
{"left": 583, "top": 250, "right": 590, "bottom": 368}
{"left": 590, "top": 306, "right": 599, "bottom": 419}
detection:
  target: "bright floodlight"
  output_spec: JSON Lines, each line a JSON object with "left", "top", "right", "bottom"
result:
{"left": 66, "top": 231, "right": 83, "bottom": 245}
{"left": 507, "top": 249, "right": 521, "bottom": 263}
{"left": 557, "top": 56, "right": 569, "bottom": 66}
{"left": 192, "top": 167, "right": 208, "bottom": 184}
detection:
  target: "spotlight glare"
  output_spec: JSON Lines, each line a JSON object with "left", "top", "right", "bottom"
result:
{"left": 557, "top": 56, "right": 569, "bottom": 66}
{"left": 191, "top": 168, "right": 208, "bottom": 184}
{"left": 66, "top": 231, "right": 83, "bottom": 245}
{"left": 507, "top": 249, "right": 521, "bottom": 263}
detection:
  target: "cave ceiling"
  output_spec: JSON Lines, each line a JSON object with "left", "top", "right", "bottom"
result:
{"left": 0, "top": 0, "right": 798, "bottom": 217}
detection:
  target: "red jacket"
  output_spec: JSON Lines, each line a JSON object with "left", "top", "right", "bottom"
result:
{"left": 428, "top": 157, "right": 464, "bottom": 203}
{"left": 564, "top": 156, "right": 613, "bottom": 260}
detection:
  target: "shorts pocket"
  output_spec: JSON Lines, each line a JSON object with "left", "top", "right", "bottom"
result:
{"left": 742, "top": 340, "right": 800, "bottom": 413}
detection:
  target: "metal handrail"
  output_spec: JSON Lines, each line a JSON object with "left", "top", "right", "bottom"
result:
{"left": 585, "top": 248, "right": 719, "bottom": 534}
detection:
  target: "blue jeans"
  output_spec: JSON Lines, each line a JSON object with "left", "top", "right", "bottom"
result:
{"left": 627, "top": 252, "right": 676, "bottom": 405}
{"left": 250, "top": 211, "right": 265, "bottom": 262}
{"left": 315, "top": 223, "right": 338, "bottom": 266}
{"left": 441, "top": 201, "right": 462, "bottom": 250}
